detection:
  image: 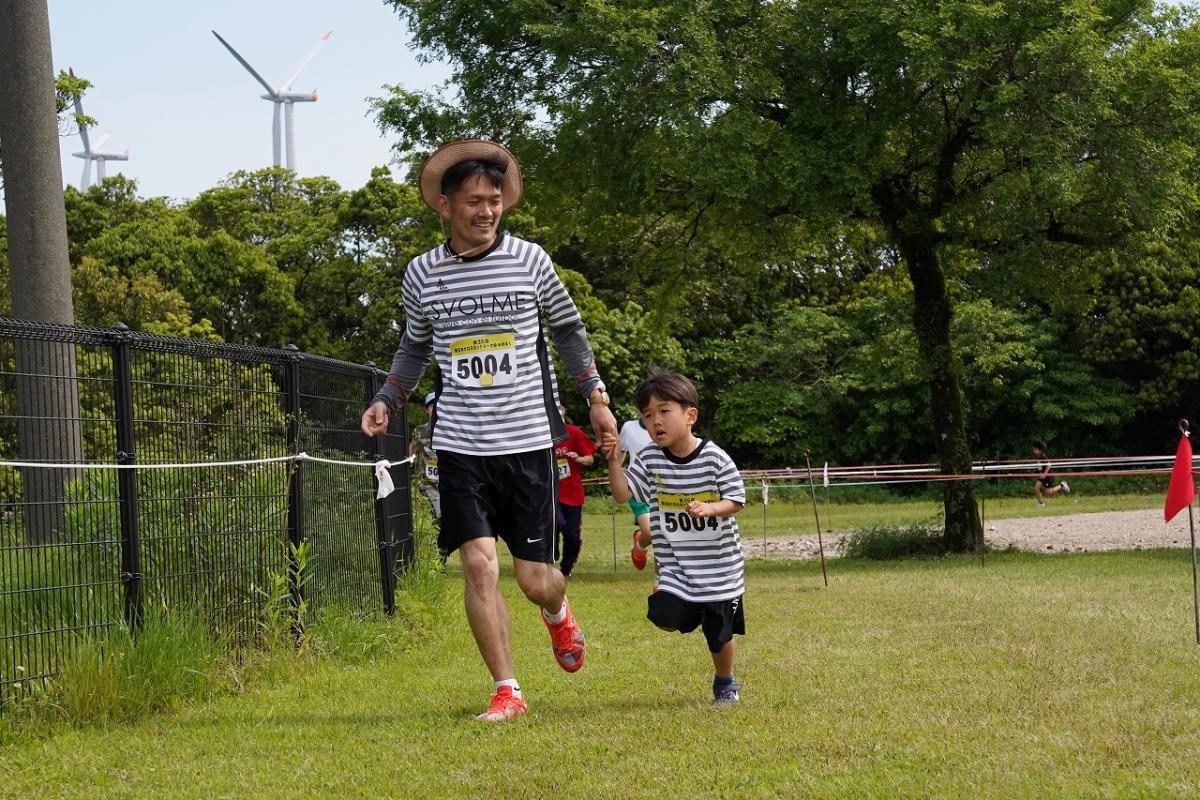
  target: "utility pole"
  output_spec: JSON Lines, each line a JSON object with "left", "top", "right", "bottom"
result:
{"left": 0, "top": 0, "right": 84, "bottom": 542}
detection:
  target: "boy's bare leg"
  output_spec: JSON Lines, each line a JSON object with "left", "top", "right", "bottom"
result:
{"left": 712, "top": 638, "right": 735, "bottom": 678}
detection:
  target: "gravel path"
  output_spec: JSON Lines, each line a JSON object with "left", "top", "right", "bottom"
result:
{"left": 740, "top": 507, "right": 1195, "bottom": 560}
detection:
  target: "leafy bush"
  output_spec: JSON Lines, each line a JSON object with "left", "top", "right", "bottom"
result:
{"left": 838, "top": 522, "right": 951, "bottom": 560}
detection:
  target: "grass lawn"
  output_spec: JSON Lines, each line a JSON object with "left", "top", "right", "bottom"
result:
{"left": 3, "top": 548, "right": 1200, "bottom": 798}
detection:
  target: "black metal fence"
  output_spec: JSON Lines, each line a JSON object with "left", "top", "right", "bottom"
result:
{"left": 0, "top": 318, "right": 410, "bottom": 702}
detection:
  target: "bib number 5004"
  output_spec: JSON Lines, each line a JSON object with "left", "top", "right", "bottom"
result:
{"left": 450, "top": 333, "right": 517, "bottom": 388}
{"left": 457, "top": 352, "right": 512, "bottom": 382}
{"left": 663, "top": 513, "right": 718, "bottom": 533}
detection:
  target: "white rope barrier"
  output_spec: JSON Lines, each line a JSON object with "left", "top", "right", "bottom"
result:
{"left": 0, "top": 452, "right": 414, "bottom": 471}
{"left": 0, "top": 452, "right": 416, "bottom": 501}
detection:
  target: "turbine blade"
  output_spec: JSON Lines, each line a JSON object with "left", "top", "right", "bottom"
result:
{"left": 283, "top": 30, "right": 331, "bottom": 90}
{"left": 70, "top": 68, "right": 91, "bottom": 152}
{"left": 80, "top": 159, "right": 91, "bottom": 191}
{"left": 212, "top": 30, "right": 277, "bottom": 95}
{"left": 93, "top": 130, "right": 112, "bottom": 150}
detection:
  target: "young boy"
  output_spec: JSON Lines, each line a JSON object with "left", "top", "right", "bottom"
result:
{"left": 1032, "top": 438, "right": 1071, "bottom": 508}
{"left": 601, "top": 371, "right": 747, "bottom": 705}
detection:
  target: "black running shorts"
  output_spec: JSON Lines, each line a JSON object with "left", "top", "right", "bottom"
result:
{"left": 436, "top": 448, "right": 558, "bottom": 563}
{"left": 647, "top": 590, "right": 746, "bottom": 653}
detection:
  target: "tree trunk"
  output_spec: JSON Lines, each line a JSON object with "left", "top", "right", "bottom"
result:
{"left": 898, "top": 233, "right": 981, "bottom": 552}
{"left": 0, "top": 0, "right": 83, "bottom": 543}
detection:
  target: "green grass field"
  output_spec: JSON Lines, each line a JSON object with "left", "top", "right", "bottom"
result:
{"left": 3, "top": 546, "right": 1199, "bottom": 798}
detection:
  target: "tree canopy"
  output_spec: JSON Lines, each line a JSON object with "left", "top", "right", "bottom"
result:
{"left": 376, "top": 0, "right": 1200, "bottom": 548}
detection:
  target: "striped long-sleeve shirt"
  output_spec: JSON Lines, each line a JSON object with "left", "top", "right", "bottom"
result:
{"left": 373, "top": 233, "right": 603, "bottom": 456}
{"left": 626, "top": 439, "right": 746, "bottom": 602}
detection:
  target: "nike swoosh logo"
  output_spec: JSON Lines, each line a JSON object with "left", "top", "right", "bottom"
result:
{"left": 526, "top": 537, "right": 542, "bottom": 543}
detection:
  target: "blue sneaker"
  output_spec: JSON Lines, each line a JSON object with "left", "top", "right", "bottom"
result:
{"left": 712, "top": 681, "right": 742, "bottom": 705}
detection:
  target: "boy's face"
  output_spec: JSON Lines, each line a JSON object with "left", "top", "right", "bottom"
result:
{"left": 437, "top": 174, "right": 504, "bottom": 251}
{"left": 639, "top": 394, "right": 698, "bottom": 451}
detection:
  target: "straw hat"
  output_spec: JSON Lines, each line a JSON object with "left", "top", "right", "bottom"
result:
{"left": 418, "top": 139, "right": 524, "bottom": 213}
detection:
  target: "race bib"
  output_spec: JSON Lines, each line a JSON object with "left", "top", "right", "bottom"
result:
{"left": 657, "top": 491, "right": 722, "bottom": 540}
{"left": 424, "top": 455, "right": 438, "bottom": 482}
{"left": 450, "top": 333, "right": 517, "bottom": 388}
{"left": 556, "top": 456, "right": 571, "bottom": 480}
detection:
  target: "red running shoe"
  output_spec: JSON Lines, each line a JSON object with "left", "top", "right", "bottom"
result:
{"left": 631, "top": 531, "right": 648, "bottom": 570}
{"left": 542, "top": 598, "right": 586, "bottom": 672}
{"left": 474, "top": 686, "right": 528, "bottom": 721}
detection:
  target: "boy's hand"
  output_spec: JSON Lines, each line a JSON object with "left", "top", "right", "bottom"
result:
{"left": 601, "top": 432, "right": 623, "bottom": 463}
{"left": 686, "top": 500, "right": 715, "bottom": 518}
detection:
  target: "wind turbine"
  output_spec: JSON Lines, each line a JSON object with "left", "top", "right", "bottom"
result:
{"left": 69, "top": 68, "right": 129, "bottom": 190}
{"left": 212, "top": 30, "right": 331, "bottom": 172}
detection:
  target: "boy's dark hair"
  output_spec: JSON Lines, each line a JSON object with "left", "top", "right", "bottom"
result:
{"left": 441, "top": 158, "right": 506, "bottom": 198}
{"left": 1032, "top": 438, "right": 1047, "bottom": 451}
{"left": 635, "top": 370, "right": 699, "bottom": 412}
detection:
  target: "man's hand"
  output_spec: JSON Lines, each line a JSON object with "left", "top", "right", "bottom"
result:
{"left": 589, "top": 402, "right": 618, "bottom": 450}
{"left": 686, "top": 500, "right": 716, "bottom": 519}
{"left": 361, "top": 400, "right": 390, "bottom": 438}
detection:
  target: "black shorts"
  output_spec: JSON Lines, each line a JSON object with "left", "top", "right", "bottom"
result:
{"left": 1040, "top": 477, "right": 1055, "bottom": 489}
{"left": 437, "top": 448, "right": 558, "bottom": 563}
{"left": 647, "top": 591, "right": 745, "bottom": 653}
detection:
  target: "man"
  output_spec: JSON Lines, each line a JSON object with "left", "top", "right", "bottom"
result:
{"left": 1031, "top": 438, "right": 1071, "bottom": 508}
{"left": 554, "top": 403, "right": 596, "bottom": 577}
{"left": 361, "top": 139, "right": 617, "bottom": 722}
{"left": 409, "top": 392, "right": 441, "bottom": 526}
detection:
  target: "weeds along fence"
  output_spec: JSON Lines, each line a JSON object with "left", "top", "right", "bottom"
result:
{"left": 0, "top": 318, "right": 411, "bottom": 703}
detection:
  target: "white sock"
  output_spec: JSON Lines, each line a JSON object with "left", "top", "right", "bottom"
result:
{"left": 544, "top": 601, "right": 566, "bottom": 624}
{"left": 496, "top": 678, "right": 521, "bottom": 698}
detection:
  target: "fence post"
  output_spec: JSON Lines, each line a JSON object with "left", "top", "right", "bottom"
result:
{"left": 366, "top": 364, "right": 396, "bottom": 616}
{"left": 111, "top": 323, "right": 143, "bottom": 631}
{"left": 282, "top": 345, "right": 305, "bottom": 624}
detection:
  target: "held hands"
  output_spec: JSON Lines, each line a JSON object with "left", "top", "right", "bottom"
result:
{"left": 361, "top": 401, "right": 390, "bottom": 438}
{"left": 589, "top": 402, "right": 618, "bottom": 449}
{"left": 600, "top": 432, "right": 624, "bottom": 463}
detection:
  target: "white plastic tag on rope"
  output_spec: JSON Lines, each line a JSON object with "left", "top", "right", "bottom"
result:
{"left": 762, "top": 479, "right": 769, "bottom": 506}
{"left": 375, "top": 460, "right": 395, "bottom": 500}
{"left": 823, "top": 462, "right": 829, "bottom": 488}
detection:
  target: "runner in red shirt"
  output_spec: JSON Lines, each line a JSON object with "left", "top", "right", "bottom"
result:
{"left": 555, "top": 404, "right": 597, "bottom": 577}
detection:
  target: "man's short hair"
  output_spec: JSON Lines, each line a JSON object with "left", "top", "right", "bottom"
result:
{"left": 441, "top": 159, "right": 506, "bottom": 198}
{"left": 635, "top": 371, "right": 699, "bottom": 412}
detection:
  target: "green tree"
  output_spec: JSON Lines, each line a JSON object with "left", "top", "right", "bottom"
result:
{"left": 379, "top": 0, "right": 1200, "bottom": 549}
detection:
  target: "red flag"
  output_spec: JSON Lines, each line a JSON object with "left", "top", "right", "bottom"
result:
{"left": 1164, "top": 433, "right": 1195, "bottom": 522}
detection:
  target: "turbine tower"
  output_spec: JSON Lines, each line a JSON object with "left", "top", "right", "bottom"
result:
{"left": 69, "top": 68, "right": 129, "bottom": 190}
{"left": 212, "top": 30, "right": 331, "bottom": 172}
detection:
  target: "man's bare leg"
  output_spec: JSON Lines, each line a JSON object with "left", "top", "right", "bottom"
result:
{"left": 460, "top": 537, "right": 513, "bottom": 680}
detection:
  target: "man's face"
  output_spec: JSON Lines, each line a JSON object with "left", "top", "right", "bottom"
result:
{"left": 437, "top": 174, "right": 504, "bottom": 251}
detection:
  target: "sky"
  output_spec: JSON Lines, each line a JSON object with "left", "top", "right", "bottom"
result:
{"left": 48, "top": 1, "right": 452, "bottom": 201}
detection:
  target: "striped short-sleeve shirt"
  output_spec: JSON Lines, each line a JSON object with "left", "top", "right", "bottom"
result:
{"left": 626, "top": 439, "right": 746, "bottom": 602}
{"left": 402, "top": 233, "right": 582, "bottom": 455}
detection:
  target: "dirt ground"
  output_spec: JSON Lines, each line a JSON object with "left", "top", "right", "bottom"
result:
{"left": 740, "top": 507, "right": 1197, "bottom": 560}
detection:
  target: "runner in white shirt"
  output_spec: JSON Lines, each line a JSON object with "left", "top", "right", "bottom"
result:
{"left": 619, "top": 419, "right": 655, "bottom": 571}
